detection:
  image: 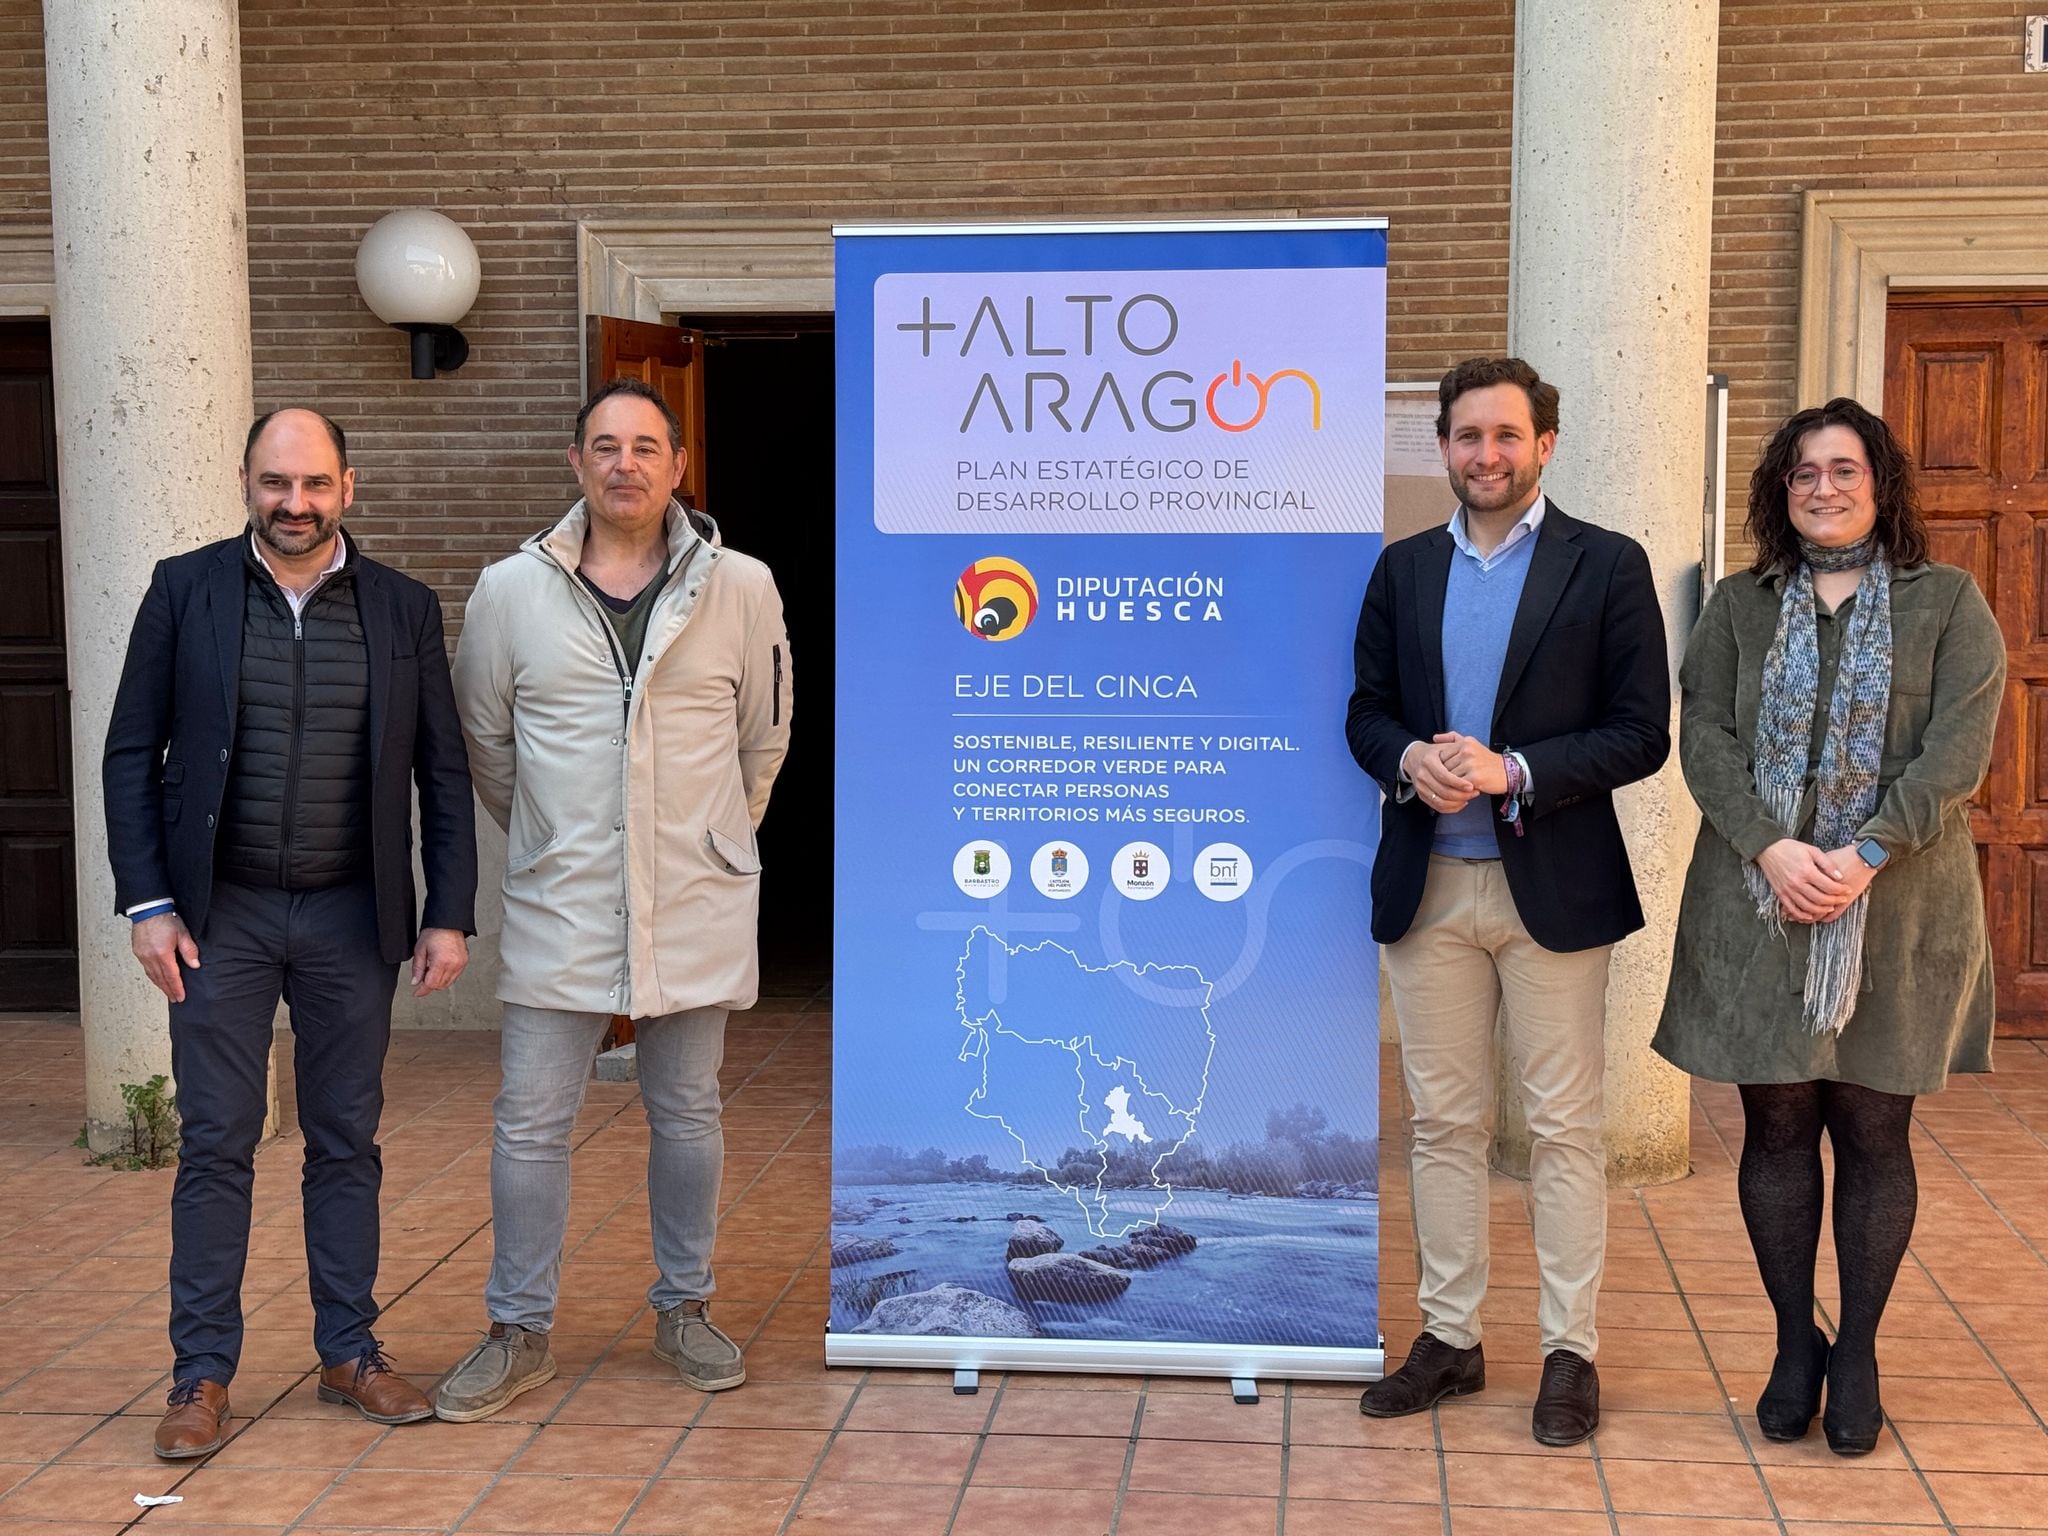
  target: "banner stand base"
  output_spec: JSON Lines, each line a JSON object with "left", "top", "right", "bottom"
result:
{"left": 826, "top": 1333, "right": 1384, "bottom": 1384}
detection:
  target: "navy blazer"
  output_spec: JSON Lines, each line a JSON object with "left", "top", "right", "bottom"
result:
{"left": 102, "top": 531, "right": 478, "bottom": 965}
{"left": 1345, "top": 503, "right": 1671, "bottom": 951}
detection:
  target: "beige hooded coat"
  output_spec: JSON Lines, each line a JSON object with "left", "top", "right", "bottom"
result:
{"left": 452, "top": 500, "right": 791, "bottom": 1018}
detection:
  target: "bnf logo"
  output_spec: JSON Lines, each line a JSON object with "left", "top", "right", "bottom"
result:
{"left": 954, "top": 557, "right": 1038, "bottom": 641}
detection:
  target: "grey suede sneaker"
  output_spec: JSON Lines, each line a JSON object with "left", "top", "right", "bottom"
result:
{"left": 652, "top": 1300, "right": 746, "bottom": 1391}
{"left": 431, "top": 1322, "right": 558, "bottom": 1423}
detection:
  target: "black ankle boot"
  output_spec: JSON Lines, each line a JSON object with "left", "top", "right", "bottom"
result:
{"left": 1756, "top": 1324, "right": 1829, "bottom": 1441}
{"left": 1822, "top": 1345, "right": 1883, "bottom": 1456}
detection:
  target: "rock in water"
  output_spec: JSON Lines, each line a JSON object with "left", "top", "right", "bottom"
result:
{"left": 1007, "top": 1253, "right": 1133, "bottom": 1304}
{"left": 830, "top": 1236, "right": 901, "bottom": 1265}
{"left": 850, "top": 1283, "right": 1042, "bottom": 1338}
{"left": 1006, "top": 1218, "right": 1064, "bottom": 1260}
{"left": 1129, "top": 1223, "right": 1198, "bottom": 1260}
{"left": 1078, "top": 1244, "right": 1136, "bottom": 1269}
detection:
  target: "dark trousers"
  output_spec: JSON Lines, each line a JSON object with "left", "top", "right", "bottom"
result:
{"left": 167, "top": 878, "right": 397, "bottom": 1384}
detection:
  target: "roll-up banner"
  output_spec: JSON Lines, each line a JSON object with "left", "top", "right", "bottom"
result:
{"left": 830, "top": 219, "right": 1387, "bottom": 1382}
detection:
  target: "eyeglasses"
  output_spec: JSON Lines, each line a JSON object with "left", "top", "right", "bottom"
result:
{"left": 1784, "top": 462, "right": 1869, "bottom": 495}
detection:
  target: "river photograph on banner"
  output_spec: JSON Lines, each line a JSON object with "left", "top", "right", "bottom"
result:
{"left": 832, "top": 220, "right": 1388, "bottom": 1375}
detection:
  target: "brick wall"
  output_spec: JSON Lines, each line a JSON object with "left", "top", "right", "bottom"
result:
{"left": 0, "top": 3, "right": 2044, "bottom": 606}
{"left": 1712, "top": 0, "right": 2048, "bottom": 564}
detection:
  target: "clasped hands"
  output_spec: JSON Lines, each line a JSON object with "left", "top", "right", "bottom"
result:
{"left": 1755, "top": 838, "right": 1877, "bottom": 925}
{"left": 1401, "top": 732, "right": 1509, "bottom": 813}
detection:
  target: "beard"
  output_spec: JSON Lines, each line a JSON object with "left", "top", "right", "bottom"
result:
{"left": 251, "top": 505, "right": 340, "bottom": 558}
{"left": 1449, "top": 459, "right": 1541, "bottom": 515}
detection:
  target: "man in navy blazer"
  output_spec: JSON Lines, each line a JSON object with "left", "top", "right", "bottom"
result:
{"left": 1346, "top": 359, "right": 1669, "bottom": 1446}
{"left": 103, "top": 408, "right": 476, "bottom": 1457}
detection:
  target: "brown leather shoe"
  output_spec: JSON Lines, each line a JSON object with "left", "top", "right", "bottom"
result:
{"left": 317, "top": 1346, "right": 433, "bottom": 1424}
{"left": 154, "top": 1378, "right": 231, "bottom": 1459}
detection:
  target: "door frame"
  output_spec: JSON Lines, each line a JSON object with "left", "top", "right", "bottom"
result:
{"left": 1798, "top": 187, "right": 2048, "bottom": 409}
{"left": 577, "top": 220, "right": 833, "bottom": 395}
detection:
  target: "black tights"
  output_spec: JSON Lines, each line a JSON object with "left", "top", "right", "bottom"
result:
{"left": 1737, "top": 1081, "right": 1917, "bottom": 1403}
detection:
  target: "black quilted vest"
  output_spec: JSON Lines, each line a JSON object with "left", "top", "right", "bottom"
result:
{"left": 215, "top": 544, "right": 374, "bottom": 890}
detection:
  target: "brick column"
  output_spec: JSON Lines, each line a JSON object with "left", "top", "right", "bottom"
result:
{"left": 1500, "top": 0, "right": 1720, "bottom": 1184}
{"left": 43, "top": 0, "right": 254, "bottom": 1150}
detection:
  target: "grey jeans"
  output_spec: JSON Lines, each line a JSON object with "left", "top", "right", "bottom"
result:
{"left": 486, "top": 1002, "right": 728, "bottom": 1329}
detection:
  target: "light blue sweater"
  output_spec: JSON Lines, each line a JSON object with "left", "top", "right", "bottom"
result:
{"left": 1434, "top": 530, "right": 1537, "bottom": 858}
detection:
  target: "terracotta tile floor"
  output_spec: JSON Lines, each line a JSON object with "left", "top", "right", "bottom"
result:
{"left": 4, "top": 1002, "right": 2048, "bottom": 1534}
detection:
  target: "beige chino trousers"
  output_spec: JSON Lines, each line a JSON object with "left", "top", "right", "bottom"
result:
{"left": 1383, "top": 854, "right": 1612, "bottom": 1360}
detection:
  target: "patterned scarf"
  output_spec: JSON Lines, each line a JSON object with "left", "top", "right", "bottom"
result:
{"left": 1744, "top": 537, "right": 1893, "bottom": 1034}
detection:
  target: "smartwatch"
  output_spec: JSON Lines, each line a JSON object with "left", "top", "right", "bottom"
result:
{"left": 1854, "top": 836, "right": 1889, "bottom": 871}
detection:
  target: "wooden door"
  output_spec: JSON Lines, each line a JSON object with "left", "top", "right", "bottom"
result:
{"left": 1885, "top": 292, "right": 2048, "bottom": 1035}
{"left": 0, "top": 321, "right": 76, "bottom": 1010}
{"left": 586, "top": 316, "right": 708, "bottom": 513}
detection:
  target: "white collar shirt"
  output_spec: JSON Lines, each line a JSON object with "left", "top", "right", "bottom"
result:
{"left": 249, "top": 530, "right": 347, "bottom": 620}
{"left": 1448, "top": 491, "right": 1547, "bottom": 572}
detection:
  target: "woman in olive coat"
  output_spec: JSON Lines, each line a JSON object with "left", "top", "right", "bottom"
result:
{"left": 1654, "top": 399, "right": 2004, "bottom": 1456}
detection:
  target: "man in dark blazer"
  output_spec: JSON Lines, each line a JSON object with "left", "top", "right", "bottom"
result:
{"left": 1346, "top": 358, "right": 1669, "bottom": 1446}
{"left": 103, "top": 408, "right": 477, "bottom": 1458}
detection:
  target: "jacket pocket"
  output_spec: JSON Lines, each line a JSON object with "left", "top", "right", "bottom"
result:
{"left": 707, "top": 825, "right": 762, "bottom": 875}
{"left": 161, "top": 760, "right": 186, "bottom": 785}
{"left": 161, "top": 796, "right": 182, "bottom": 823}
{"left": 508, "top": 827, "right": 561, "bottom": 873}
{"left": 1883, "top": 688, "right": 1933, "bottom": 760}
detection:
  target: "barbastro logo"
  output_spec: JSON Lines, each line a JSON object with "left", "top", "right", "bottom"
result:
{"left": 954, "top": 556, "right": 1039, "bottom": 641}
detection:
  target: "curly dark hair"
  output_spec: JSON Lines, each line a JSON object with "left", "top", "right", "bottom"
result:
{"left": 1746, "top": 397, "right": 1928, "bottom": 574}
{"left": 1435, "top": 356, "right": 1560, "bottom": 440}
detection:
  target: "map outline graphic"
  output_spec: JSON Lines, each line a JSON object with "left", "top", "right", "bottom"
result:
{"left": 954, "top": 926, "right": 1216, "bottom": 1238}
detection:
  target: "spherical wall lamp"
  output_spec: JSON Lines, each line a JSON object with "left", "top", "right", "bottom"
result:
{"left": 354, "top": 210, "right": 481, "bottom": 379}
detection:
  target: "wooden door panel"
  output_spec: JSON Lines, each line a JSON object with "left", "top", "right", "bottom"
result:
{"left": 0, "top": 319, "right": 73, "bottom": 1009}
{"left": 1925, "top": 517, "right": 1995, "bottom": 597}
{"left": 586, "top": 315, "right": 708, "bottom": 513}
{"left": 0, "top": 528, "right": 61, "bottom": 642}
{"left": 1912, "top": 348, "right": 2001, "bottom": 474}
{"left": 1889, "top": 293, "right": 2048, "bottom": 1034}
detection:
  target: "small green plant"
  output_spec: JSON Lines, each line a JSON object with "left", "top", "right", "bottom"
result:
{"left": 82, "top": 1075, "right": 180, "bottom": 1170}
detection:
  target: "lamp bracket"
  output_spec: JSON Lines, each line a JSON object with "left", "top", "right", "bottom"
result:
{"left": 399, "top": 323, "right": 470, "bottom": 379}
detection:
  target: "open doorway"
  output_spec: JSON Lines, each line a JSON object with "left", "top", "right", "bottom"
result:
{"left": 678, "top": 312, "right": 834, "bottom": 993}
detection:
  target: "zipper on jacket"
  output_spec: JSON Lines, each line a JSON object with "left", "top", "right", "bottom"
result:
{"left": 281, "top": 606, "right": 305, "bottom": 886}
{"left": 772, "top": 644, "right": 782, "bottom": 726}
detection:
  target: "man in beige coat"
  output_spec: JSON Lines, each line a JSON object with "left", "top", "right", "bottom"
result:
{"left": 436, "top": 379, "right": 791, "bottom": 1420}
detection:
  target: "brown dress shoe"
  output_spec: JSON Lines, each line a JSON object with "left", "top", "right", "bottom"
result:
{"left": 317, "top": 1346, "right": 433, "bottom": 1424}
{"left": 154, "top": 1378, "right": 231, "bottom": 1459}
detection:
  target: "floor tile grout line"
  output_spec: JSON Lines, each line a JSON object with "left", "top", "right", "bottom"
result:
{"left": 1909, "top": 1114, "right": 2048, "bottom": 1275}
{"left": 1628, "top": 1187, "right": 1791, "bottom": 1536}
{"left": 1104, "top": 1378, "right": 1148, "bottom": 1535}
{"left": 1273, "top": 1380, "right": 1290, "bottom": 1536}
{"left": 938, "top": 1372, "right": 1008, "bottom": 1536}
{"left": 602, "top": 1381, "right": 713, "bottom": 1536}
{"left": 1583, "top": 1434, "right": 1621, "bottom": 1536}
{"left": 1429, "top": 1393, "right": 1451, "bottom": 1536}
{"left": 1891, "top": 1244, "right": 2048, "bottom": 1435}
{"left": 774, "top": 1367, "right": 869, "bottom": 1535}
{"left": 439, "top": 1296, "right": 668, "bottom": 1535}
{"left": 273, "top": 1410, "right": 408, "bottom": 1536}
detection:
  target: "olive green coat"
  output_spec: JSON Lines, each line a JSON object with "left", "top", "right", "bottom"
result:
{"left": 1652, "top": 561, "right": 2005, "bottom": 1095}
